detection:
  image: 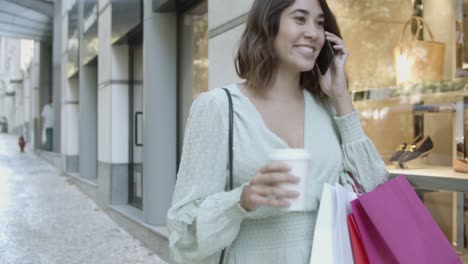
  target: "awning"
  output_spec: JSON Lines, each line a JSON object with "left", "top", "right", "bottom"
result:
{"left": 0, "top": 0, "right": 53, "bottom": 41}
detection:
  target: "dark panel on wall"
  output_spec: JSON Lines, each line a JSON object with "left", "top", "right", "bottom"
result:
{"left": 153, "top": 0, "right": 175, "bottom": 12}
{"left": 68, "top": 2, "right": 79, "bottom": 78}
{"left": 82, "top": 0, "right": 98, "bottom": 65}
{"left": 153, "top": 0, "right": 203, "bottom": 12}
{"left": 176, "top": 0, "right": 202, "bottom": 12}
{"left": 111, "top": 0, "right": 142, "bottom": 44}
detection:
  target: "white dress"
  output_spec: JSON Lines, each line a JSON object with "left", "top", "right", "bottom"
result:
{"left": 167, "top": 83, "right": 388, "bottom": 264}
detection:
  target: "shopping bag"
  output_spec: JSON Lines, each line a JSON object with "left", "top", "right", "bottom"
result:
{"left": 310, "top": 183, "right": 356, "bottom": 264}
{"left": 347, "top": 213, "right": 370, "bottom": 264}
{"left": 335, "top": 183, "right": 357, "bottom": 263}
{"left": 351, "top": 175, "right": 461, "bottom": 264}
{"left": 393, "top": 16, "right": 445, "bottom": 85}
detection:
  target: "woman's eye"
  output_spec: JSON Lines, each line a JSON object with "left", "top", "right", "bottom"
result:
{"left": 317, "top": 20, "right": 325, "bottom": 27}
{"left": 294, "top": 16, "right": 306, "bottom": 23}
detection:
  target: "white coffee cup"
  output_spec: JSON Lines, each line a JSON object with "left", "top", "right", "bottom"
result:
{"left": 269, "top": 148, "right": 311, "bottom": 211}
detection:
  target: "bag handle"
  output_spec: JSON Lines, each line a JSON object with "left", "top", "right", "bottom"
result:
{"left": 219, "top": 87, "right": 234, "bottom": 264}
{"left": 399, "top": 16, "right": 436, "bottom": 42}
{"left": 222, "top": 87, "right": 234, "bottom": 191}
{"left": 348, "top": 172, "right": 365, "bottom": 195}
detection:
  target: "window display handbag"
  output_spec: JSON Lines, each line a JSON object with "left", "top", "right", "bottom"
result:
{"left": 219, "top": 88, "right": 234, "bottom": 264}
{"left": 350, "top": 175, "right": 461, "bottom": 263}
{"left": 393, "top": 16, "right": 446, "bottom": 85}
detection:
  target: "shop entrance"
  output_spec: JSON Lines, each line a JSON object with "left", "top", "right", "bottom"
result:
{"left": 129, "top": 38, "right": 144, "bottom": 209}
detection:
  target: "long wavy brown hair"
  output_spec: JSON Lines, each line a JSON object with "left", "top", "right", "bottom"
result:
{"left": 234, "top": 0, "right": 342, "bottom": 98}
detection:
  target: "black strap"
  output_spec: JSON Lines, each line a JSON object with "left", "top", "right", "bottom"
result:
{"left": 219, "top": 88, "right": 234, "bottom": 264}
{"left": 222, "top": 87, "right": 234, "bottom": 190}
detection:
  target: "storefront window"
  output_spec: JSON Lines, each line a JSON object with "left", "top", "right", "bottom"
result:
{"left": 330, "top": 0, "right": 467, "bottom": 254}
{"left": 192, "top": 14, "right": 208, "bottom": 99}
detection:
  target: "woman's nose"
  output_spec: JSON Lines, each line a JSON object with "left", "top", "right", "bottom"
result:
{"left": 303, "top": 28, "right": 319, "bottom": 40}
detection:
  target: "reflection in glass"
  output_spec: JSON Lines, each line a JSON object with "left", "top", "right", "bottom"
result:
{"left": 177, "top": 2, "right": 208, "bottom": 170}
{"left": 192, "top": 14, "right": 208, "bottom": 99}
{"left": 456, "top": 0, "right": 468, "bottom": 77}
{"left": 67, "top": 3, "right": 79, "bottom": 78}
{"left": 82, "top": 0, "right": 98, "bottom": 65}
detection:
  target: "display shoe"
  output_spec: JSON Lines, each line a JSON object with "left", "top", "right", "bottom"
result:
{"left": 454, "top": 158, "right": 468, "bottom": 173}
{"left": 390, "top": 135, "right": 423, "bottom": 164}
{"left": 454, "top": 142, "right": 468, "bottom": 173}
{"left": 397, "top": 134, "right": 427, "bottom": 163}
{"left": 389, "top": 143, "right": 407, "bottom": 162}
{"left": 398, "top": 136, "right": 433, "bottom": 168}
{"left": 389, "top": 143, "right": 408, "bottom": 169}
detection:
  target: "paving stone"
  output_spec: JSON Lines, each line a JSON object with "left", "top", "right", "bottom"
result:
{"left": 0, "top": 134, "right": 167, "bottom": 264}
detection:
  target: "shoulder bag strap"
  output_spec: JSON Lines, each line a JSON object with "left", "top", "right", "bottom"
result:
{"left": 219, "top": 87, "right": 234, "bottom": 264}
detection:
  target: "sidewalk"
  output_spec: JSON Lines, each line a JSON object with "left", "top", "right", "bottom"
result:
{"left": 0, "top": 134, "right": 168, "bottom": 264}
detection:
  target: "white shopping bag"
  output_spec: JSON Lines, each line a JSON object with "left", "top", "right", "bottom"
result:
{"left": 335, "top": 183, "right": 357, "bottom": 263}
{"left": 310, "top": 183, "right": 357, "bottom": 264}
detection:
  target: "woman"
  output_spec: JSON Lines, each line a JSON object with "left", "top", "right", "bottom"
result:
{"left": 167, "top": 0, "right": 388, "bottom": 263}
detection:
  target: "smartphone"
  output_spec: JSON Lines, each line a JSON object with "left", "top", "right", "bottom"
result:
{"left": 316, "top": 40, "right": 335, "bottom": 75}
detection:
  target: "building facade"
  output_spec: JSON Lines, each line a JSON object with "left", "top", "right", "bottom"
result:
{"left": 1, "top": 0, "right": 208, "bottom": 261}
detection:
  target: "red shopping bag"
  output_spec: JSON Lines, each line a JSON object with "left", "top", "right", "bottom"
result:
{"left": 347, "top": 213, "right": 370, "bottom": 264}
{"left": 350, "top": 175, "right": 461, "bottom": 264}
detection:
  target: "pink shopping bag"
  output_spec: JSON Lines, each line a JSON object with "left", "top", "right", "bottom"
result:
{"left": 350, "top": 175, "right": 461, "bottom": 264}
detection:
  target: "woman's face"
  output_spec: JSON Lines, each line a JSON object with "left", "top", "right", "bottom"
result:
{"left": 273, "top": 0, "right": 326, "bottom": 73}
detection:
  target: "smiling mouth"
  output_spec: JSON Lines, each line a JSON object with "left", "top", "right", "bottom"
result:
{"left": 294, "top": 45, "right": 315, "bottom": 56}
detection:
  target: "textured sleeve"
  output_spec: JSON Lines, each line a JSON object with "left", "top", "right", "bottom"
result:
{"left": 334, "top": 111, "right": 389, "bottom": 192}
{"left": 167, "top": 90, "right": 248, "bottom": 263}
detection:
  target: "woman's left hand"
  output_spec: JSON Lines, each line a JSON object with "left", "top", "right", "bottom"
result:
{"left": 317, "top": 31, "right": 349, "bottom": 100}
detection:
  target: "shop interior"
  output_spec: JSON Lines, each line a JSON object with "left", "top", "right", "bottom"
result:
{"left": 332, "top": 0, "right": 468, "bottom": 256}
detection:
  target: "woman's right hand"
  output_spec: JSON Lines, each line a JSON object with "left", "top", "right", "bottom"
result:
{"left": 240, "top": 161, "right": 300, "bottom": 211}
